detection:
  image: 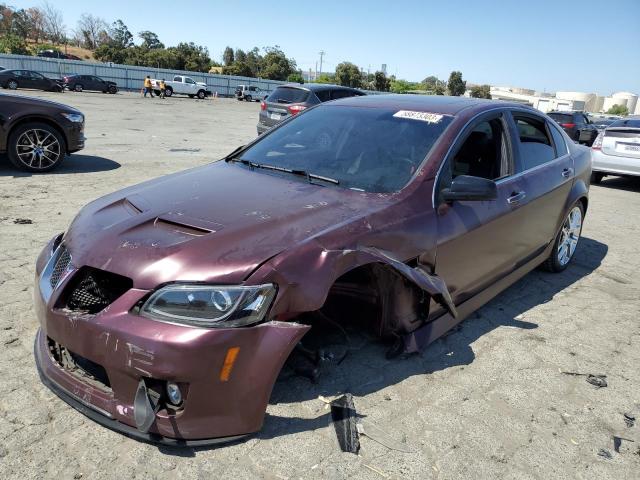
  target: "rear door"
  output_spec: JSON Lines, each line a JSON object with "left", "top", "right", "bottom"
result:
{"left": 506, "top": 111, "right": 574, "bottom": 256}
{"left": 90, "top": 76, "right": 104, "bottom": 91}
{"left": 261, "top": 86, "right": 311, "bottom": 127}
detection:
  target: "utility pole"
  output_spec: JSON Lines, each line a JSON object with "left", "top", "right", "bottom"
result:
{"left": 318, "top": 51, "right": 325, "bottom": 76}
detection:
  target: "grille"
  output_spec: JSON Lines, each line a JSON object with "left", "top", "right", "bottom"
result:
{"left": 60, "top": 267, "right": 133, "bottom": 314}
{"left": 50, "top": 247, "right": 71, "bottom": 288}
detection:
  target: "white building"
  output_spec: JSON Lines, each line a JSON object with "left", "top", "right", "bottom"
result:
{"left": 488, "top": 86, "right": 639, "bottom": 114}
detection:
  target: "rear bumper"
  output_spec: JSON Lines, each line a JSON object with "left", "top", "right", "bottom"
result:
{"left": 33, "top": 238, "right": 309, "bottom": 444}
{"left": 591, "top": 149, "right": 640, "bottom": 176}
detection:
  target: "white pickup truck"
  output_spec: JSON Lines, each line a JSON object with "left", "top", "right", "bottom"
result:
{"left": 152, "top": 75, "right": 210, "bottom": 99}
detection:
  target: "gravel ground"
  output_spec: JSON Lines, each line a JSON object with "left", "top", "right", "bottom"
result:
{"left": 0, "top": 90, "right": 638, "bottom": 479}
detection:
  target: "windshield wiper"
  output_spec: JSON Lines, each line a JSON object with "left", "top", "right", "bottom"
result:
{"left": 233, "top": 160, "right": 339, "bottom": 185}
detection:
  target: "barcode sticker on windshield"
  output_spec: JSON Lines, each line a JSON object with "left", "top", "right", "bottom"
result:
{"left": 393, "top": 110, "right": 444, "bottom": 123}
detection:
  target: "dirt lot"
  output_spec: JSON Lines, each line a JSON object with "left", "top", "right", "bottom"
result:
{"left": 0, "top": 90, "right": 638, "bottom": 479}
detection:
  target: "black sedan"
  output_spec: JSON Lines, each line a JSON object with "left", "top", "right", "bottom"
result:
{"left": 63, "top": 74, "right": 118, "bottom": 94}
{"left": 0, "top": 69, "right": 63, "bottom": 92}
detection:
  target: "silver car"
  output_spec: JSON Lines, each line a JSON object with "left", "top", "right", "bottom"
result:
{"left": 591, "top": 116, "right": 640, "bottom": 183}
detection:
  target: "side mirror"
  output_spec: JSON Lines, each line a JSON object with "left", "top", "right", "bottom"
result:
{"left": 441, "top": 175, "right": 497, "bottom": 202}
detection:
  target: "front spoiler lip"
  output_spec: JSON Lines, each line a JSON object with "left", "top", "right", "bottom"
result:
{"left": 34, "top": 329, "right": 249, "bottom": 447}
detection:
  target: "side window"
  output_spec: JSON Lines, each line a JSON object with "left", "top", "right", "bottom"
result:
{"left": 513, "top": 115, "right": 556, "bottom": 170}
{"left": 314, "top": 90, "right": 331, "bottom": 102}
{"left": 185, "top": 77, "right": 195, "bottom": 84}
{"left": 448, "top": 117, "right": 511, "bottom": 182}
{"left": 331, "top": 89, "right": 357, "bottom": 100}
{"left": 173, "top": 76, "right": 181, "bottom": 82}
{"left": 549, "top": 124, "right": 568, "bottom": 157}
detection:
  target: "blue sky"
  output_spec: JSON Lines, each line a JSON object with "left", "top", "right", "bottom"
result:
{"left": 12, "top": 0, "right": 640, "bottom": 95}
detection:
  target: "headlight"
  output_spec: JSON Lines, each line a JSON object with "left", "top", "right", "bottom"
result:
{"left": 61, "top": 113, "right": 84, "bottom": 123}
{"left": 140, "top": 284, "right": 276, "bottom": 328}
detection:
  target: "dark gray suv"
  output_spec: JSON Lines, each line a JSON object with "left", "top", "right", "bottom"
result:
{"left": 257, "top": 83, "right": 364, "bottom": 134}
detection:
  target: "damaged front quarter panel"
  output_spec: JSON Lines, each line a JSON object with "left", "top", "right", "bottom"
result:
{"left": 250, "top": 240, "right": 456, "bottom": 345}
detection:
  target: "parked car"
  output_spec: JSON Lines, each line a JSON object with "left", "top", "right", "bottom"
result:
{"left": 151, "top": 75, "right": 211, "bottom": 99}
{"left": 0, "top": 93, "right": 85, "bottom": 171}
{"left": 63, "top": 74, "right": 118, "bottom": 94}
{"left": 587, "top": 115, "right": 620, "bottom": 132}
{"left": 235, "top": 84, "right": 267, "bottom": 102}
{"left": 0, "top": 69, "right": 63, "bottom": 92}
{"left": 547, "top": 110, "right": 598, "bottom": 145}
{"left": 257, "top": 83, "right": 364, "bottom": 134}
{"left": 37, "top": 49, "right": 67, "bottom": 59}
{"left": 590, "top": 116, "right": 640, "bottom": 183}
{"left": 34, "top": 95, "right": 590, "bottom": 445}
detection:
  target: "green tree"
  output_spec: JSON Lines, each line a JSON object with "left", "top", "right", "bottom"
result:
{"left": 287, "top": 72, "right": 304, "bottom": 83}
{"left": 0, "top": 33, "right": 30, "bottom": 54}
{"left": 235, "top": 48, "right": 247, "bottom": 63}
{"left": 469, "top": 84, "right": 491, "bottom": 99}
{"left": 314, "top": 73, "right": 334, "bottom": 84}
{"left": 109, "top": 19, "right": 133, "bottom": 48}
{"left": 434, "top": 83, "right": 446, "bottom": 95}
{"left": 223, "top": 46, "right": 234, "bottom": 66}
{"left": 447, "top": 71, "right": 466, "bottom": 96}
{"left": 222, "top": 61, "right": 253, "bottom": 77}
{"left": 261, "top": 46, "right": 295, "bottom": 80}
{"left": 422, "top": 75, "right": 438, "bottom": 89}
{"left": 374, "top": 71, "right": 391, "bottom": 92}
{"left": 169, "top": 42, "right": 211, "bottom": 72}
{"left": 390, "top": 78, "right": 419, "bottom": 94}
{"left": 335, "top": 62, "right": 362, "bottom": 88}
{"left": 606, "top": 104, "right": 629, "bottom": 116}
{"left": 139, "top": 30, "right": 164, "bottom": 49}
{"left": 11, "top": 8, "right": 31, "bottom": 38}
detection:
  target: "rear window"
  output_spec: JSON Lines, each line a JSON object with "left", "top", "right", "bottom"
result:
{"left": 268, "top": 86, "right": 310, "bottom": 104}
{"left": 548, "top": 113, "right": 573, "bottom": 124}
{"left": 238, "top": 105, "right": 452, "bottom": 192}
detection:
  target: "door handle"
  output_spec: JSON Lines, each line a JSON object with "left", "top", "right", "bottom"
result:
{"left": 562, "top": 168, "right": 573, "bottom": 178}
{"left": 507, "top": 191, "right": 526, "bottom": 205}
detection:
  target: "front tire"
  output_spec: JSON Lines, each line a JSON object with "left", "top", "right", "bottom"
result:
{"left": 108, "top": 85, "right": 117, "bottom": 94}
{"left": 196, "top": 89, "right": 205, "bottom": 99}
{"left": 245, "top": 95, "right": 252, "bottom": 102}
{"left": 7, "top": 79, "right": 18, "bottom": 90}
{"left": 7, "top": 122, "right": 66, "bottom": 172}
{"left": 541, "top": 202, "right": 584, "bottom": 272}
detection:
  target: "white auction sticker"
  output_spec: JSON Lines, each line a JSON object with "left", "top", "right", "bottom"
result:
{"left": 393, "top": 110, "right": 444, "bottom": 123}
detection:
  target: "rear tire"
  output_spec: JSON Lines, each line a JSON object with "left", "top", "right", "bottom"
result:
{"left": 74, "top": 84, "right": 83, "bottom": 92}
{"left": 7, "top": 122, "right": 66, "bottom": 172}
{"left": 540, "top": 202, "right": 584, "bottom": 273}
{"left": 164, "top": 87, "right": 173, "bottom": 97}
{"left": 245, "top": 95, "right": 252, "bottom": 102}
{"left": 590, "top": 172, "right": 604, "bottom": 184}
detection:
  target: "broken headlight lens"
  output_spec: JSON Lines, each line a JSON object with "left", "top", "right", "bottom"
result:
{"left": 141, "top": 284, "right": 276, "bottom": 328}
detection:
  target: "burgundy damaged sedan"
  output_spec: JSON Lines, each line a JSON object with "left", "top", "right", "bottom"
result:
{"left": 34, "top": 96, "right": 590, "bottom": 445}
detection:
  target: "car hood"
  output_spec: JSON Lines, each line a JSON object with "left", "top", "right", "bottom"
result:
{"left": 64, "top": 161, "right": 390, "bottom": 289}
{"left": 0, "top": 92, "right": 80, "bottom": 113}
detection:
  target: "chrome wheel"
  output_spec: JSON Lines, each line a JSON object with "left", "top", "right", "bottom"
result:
{"left": 15, "top": 129, "right": 61, "bottom": 170}
{"left": 557, "top": 206, "right": 582, "bottom": 266}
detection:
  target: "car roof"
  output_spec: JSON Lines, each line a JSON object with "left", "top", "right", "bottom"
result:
{"left": 328, "top": 94, "right": 529, "bottom": 116}
{"left": 278, "top": 83, "right": 360, "bottom": 92}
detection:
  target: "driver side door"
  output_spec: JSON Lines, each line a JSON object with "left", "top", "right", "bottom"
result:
{"left": 434, "top": 110, "right": 531, "bottom": 306}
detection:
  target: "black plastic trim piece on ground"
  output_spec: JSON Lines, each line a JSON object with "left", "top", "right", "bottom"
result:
{"left": 34, "top": 333, "right": 249, "bottom": 447}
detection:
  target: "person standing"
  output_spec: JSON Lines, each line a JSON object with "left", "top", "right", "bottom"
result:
{"left": 143, "top": 76, "right": 154, "bottom": 98}
{"left": 159, "top": 79, "right": 166, "bottom": 99}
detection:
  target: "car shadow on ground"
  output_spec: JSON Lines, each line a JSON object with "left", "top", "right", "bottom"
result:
{"left": 0, "top": 154, "right": 120, "bottom": 177}
{"left": 157, "top": 236, "right": 607, "bottom": 456}
{"left": 595, "top": 176, "right": 640, "bottom": 192}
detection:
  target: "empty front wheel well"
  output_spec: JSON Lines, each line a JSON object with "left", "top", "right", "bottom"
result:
{"left": 578, "top": 196, "right": 588, "bottom": 214}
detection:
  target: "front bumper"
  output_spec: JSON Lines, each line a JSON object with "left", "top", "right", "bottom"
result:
{"left": 63, "top": 121, "right": 85, "bottom": 153}
{"left": 34, "top": 239, "right": 308, "bottom": 445}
